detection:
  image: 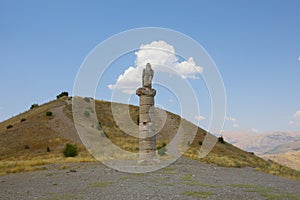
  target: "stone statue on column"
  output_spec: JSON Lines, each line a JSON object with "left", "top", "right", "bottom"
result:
{"left": 136, "top": 63, "right": 157, "bottom": 164}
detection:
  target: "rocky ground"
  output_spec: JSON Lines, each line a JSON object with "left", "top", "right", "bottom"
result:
{"left": 0, "top": 157, "right": 299, "bottom": 200}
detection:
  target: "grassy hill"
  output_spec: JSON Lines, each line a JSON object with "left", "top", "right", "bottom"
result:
{"left": 222, "top": 131, "right": 300, "bottom": 171}
{"left": 0, "top": 96, "right": 299, "bottom": 180}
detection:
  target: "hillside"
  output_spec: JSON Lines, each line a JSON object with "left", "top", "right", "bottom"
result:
{"left": 0, "top": 97, "right": 299, "bottom": 180}
{"left": 222, "top": 131, "right": 300, "bottom": 171}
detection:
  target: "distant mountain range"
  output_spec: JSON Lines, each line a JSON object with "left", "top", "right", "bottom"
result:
{"left": 222, "top": 131, "right": 300, "bottom": 171}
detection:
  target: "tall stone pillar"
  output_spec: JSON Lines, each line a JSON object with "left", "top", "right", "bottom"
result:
{"left": 136, "top": 63, "right": 157, "bottom": 164}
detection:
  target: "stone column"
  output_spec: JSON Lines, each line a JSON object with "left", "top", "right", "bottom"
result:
{"left": 136, "top": 63, "right": 157, "bottom": 164}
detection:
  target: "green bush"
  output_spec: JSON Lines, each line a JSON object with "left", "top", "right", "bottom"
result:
{"left": 6, "top": 125, "right": 13, "bottom": 129}
{"left": 96, "top": 122, "right": 102, "bottom": 131}
{"left": 46, "top": 111, "right": 53, "bottom": 116}
{"left": 30, "top": 104, "right": 39, "bottom": 109}
{"left": 157, "top": 142, "right": 167, "bottom": 156}
{"left": 101, "top": 131, "right": 108, "bottom": 138}
{"left": 20, "top": 118, "right": 26, "bottom": 122}
{"left": 84, "top": 110, "right": 90, "bottom": 117}
{"left": 63, "top": 143, "right": 78, "bottom": 157}
{"left": 218, "top": 136, "right": 225, "bottom": 144}
{"left": 84, "top": 97, "right": 91, "bottom": 103}
{"left": 47, "top": 146, "right": 51, "bottom": 152}
{"left": 56, "top": 91, "right": 68, "bottom": 99}
{"left": 198, "top": 141, "right": 202, "bottom": 146}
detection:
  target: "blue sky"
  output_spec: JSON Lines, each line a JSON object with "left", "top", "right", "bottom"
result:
{"left": 0, "top": 0, "right": 300, "bottom": 133}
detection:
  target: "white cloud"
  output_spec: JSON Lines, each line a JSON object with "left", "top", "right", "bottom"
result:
{"left": 225, "top": 116, "right": 239, "bottom": 128}
{"left": 290, "top": 110, "right": 300, "bottom": 125}
{"left": 108, "top": 40, "right": 203, "bottom": 94}
{"left": 194, "top": 115, "right": 206, "bottom": 121}
{"left": 251, "top": 128, "right": 260, "bottom": 133}
{"left": 293, "top": 110, "right": 300, "bottom": 118}
{"left": 298, "top": 56, "right": 300, "bottom": 62}
{"left": 233, "top": 123, "right": 239, "bottom": 128}
{"left": 225, "top": 116, "right": 237, "bottom": 123}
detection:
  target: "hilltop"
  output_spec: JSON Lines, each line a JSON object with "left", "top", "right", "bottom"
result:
{"left": 0, "top": 96, "right": 299, "bottom": 180}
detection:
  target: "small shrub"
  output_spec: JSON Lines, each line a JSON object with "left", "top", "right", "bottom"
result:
{"left": 24, "top": 144, "right": 30, "bottom": 149}
{"left": 157, "top": 142, "right": 167, "bottom": 156}
{"left": 6, "top": 125, "right": 13, "bottom": 129}
{"left": 84, "top": 97, "right": 90, "bottom": 103}
{"left": 84, "top": 110, "right": 90, "bottom": 117}
{"left": 69, "top": 169, "right": 77, "bottom": 172}
{"left": 187, "top": 141, "right": 191, "bottom": 146}
{"left": 47, "top": 146, "right": 51, "bottom": 152}
{"left": 63, "top": 143, "right": 78, "bottom": 157}
{"left": 101, "top": 131, "right": 108, "bottom": 138}
{"left": 30, "top": 104, "right": 39, "bottom": 109}
{"left": 46, "top": 111, "right": 53, "bottom": 116}
{"left": 20, "top": 118, "right": 26, "bottom": 122}
{"left": 56, "top": 91, "right": 68, "bottom": 99}
{"left": 97, "top": 123, "right": 102, "bottom": 131}
{"left": 198, "top": 141, "right": 202, "bottom": 145}
{"left": 218, "top": 136, "right": 225, "bottom": 144}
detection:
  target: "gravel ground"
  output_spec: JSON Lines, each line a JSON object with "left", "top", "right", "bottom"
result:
{"left": 0, "top": 157, "right": 299, "bottom": 200}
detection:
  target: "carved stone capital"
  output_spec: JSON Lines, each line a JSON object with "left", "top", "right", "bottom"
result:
{"left": 136, "top": 87, "right": 156, "bottom": 97}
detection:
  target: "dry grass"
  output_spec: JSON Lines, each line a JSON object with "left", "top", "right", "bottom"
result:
{"left": 0, "top": 97, "right": 299, "bottom": 180}
{"left": 184, "top": 145, "right": 300, "bottom": 180}
{"left": 262, "top": 150, "right": 300, "bottom": 172}
{"left": 0, "top": 152, "right": 95, "bottom": 175}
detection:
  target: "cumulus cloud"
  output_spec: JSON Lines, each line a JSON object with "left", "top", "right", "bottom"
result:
{"left": 298, "top": 56, "right": 300, "bottom": 62}
{"left": 294, "top": 110, "right": 300, "bottom": 118}
{"left": 108, "top": 40, "right": 203, "bottom": 94}
{"left": 194, "top": 115, "right": 206, "bottom": 121}
{"left": 290, "top": 110, "right": 300, "bottom": 125}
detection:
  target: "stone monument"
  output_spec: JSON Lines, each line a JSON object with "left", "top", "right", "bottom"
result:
{"left": 136, "top": 63, "right": 157, "bottom": 164}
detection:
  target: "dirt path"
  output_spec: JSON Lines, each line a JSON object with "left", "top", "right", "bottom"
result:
{"left": 47, "top": 102, "right": 81, "bottom": 144}
{"left": 0, "top": 158, "right": 299, "bottom": 200}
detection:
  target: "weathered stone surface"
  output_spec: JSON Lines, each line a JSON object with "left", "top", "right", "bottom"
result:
{"left": 139, "top": 114, "right": 152, "bottom": 123}
{"left": 136, "top": 87, "right": 156, "bottom": 96}
{"left": 140, "top": 96, "right": 154, "bottom": 105}
{"left": 136, "top": 63, "right": 157, "bottom": 164}
{"left": 139, "top": 140, "right": 156, "bottom": 150}
{"left": 142, "top": 63, "right": 154, "bottom": 88}
{"left": 139, "top": 105, "right": 153, "bottom": 114}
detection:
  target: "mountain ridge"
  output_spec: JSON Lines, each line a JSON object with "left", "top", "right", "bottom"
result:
{"left": 222, "top": 131, "right": 300, "bottom": 171}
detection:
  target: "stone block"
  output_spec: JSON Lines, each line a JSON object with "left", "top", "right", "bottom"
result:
{"left": 140, "top": 96, "right": 154, "bottom": 105}
{"left": 139, "top": 140, "right": 156, "bottom": 150}
{"left": 139, "top": 113, "right": 152, "bottom": 123}
{"left": 139, "top": 105, "right": 152, "bottom": 114}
